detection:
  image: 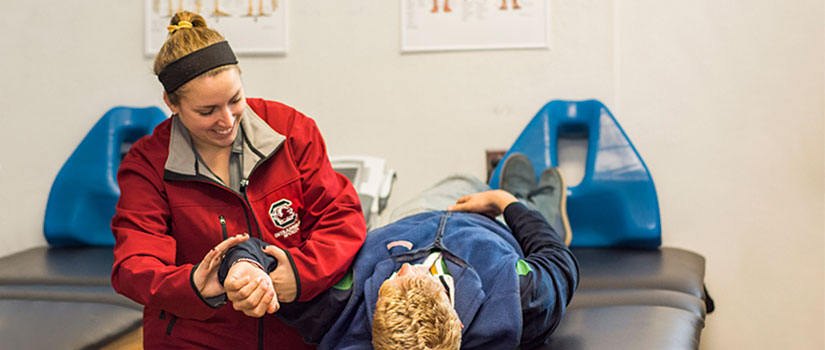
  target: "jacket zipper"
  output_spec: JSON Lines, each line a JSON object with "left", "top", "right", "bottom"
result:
{"left": 258, "top": 317, "right": 264, "bottom": 350}
{"left": 166, "top": 315, "right": 178, "bottom": 335}
{"left": 240, "top": 179, "right": 263, "bottom": 239}
{"left": 159, "top": 138, "right": 281, "bottom": 346}
{"left": 164, "top": 140, "right": 281, "bottom": 239}
{"left": 238, "top": 180, "right": 264, "bottom": 350}
{"left": 159, "top": 310, "right": 178, "bottom": 336}
{"left": 219, "top": 216, "right": 228, "bottom": 240}
{"left": 182, "top": 177, "right": 260, "bottom": 240}
{"left": 193, "top": 178, "right": 264, "bottom": 349}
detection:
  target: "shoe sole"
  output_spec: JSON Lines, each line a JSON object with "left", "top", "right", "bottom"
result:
{"left": 499, "top": 153, "right": 535, "bottom": 196}
{"left": 556, "top": 168, "right": 572, "bottom": 246}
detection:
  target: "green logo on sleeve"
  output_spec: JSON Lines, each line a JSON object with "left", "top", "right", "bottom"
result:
{"left": 515, "top": 259, "right": 533, "bottom": 276}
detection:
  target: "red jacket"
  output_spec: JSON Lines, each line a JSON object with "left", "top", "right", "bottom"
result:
{"left": 111, "top": 98, "right": 366, "bottom": 349}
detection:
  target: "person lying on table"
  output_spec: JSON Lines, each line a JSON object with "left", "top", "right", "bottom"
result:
{"left": 218, "top": 176, "right": 579, "bottom": 350}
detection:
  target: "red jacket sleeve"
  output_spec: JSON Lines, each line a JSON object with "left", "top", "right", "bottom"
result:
{"left": 283, "top": 112, "right": 367, "bottom": 302}
{"left": 110, "top": 153, "right": 220, "bottom": 320}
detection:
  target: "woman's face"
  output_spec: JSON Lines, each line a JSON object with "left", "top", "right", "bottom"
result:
{"left": 165, "top": 67, "right": 246, "bottom": 152}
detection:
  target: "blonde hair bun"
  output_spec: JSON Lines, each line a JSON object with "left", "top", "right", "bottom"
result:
{"left": 170, "top": 11, "right": 207, "bottom": 30}
{"left": 154, "top": 10, "right": 231, "bottom": 103}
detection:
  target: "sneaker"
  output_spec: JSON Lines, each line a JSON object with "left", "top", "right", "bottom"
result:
{"left": 527, "top": 167, "right": 572, "bottom": 246}
{"left": 499, "top": 153, "right": 536, "bottom": 199}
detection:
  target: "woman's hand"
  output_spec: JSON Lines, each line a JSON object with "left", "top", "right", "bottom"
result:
{"left": 224, "top": 261, "right": 279, "bottom": 317}
{"left": 447, "top": 190, "right": 518, "bottom": 217}
{"left": 263, "top": 245, "right": 298, "bottom": 303}
{"left": 192, "top": 234, "right": 249, "bottom": 299}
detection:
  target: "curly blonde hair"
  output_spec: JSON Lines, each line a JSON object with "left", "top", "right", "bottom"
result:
{"left": 372, "top": 275, "right": 461, "bottom": 350}
{"left": 153, "top": 11, "right": 237, "bottom": 104}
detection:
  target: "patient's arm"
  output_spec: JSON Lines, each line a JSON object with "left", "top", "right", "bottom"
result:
{"left": 447, "top": 189, "right": 518, "bottom": 216}
{"left": 451, "top": 190, "right": 580, "bottom": 348}
{"left": 224, "top": 260, "right": 279, "bottom": 317}
{"left": 503, "top": 202, "right": 579, "bottom": 348}
{"left": 220, "top": 238, "right": 280, "bottom": 317}
{"left": 220, "top": 240, "right": 352, "bottom": 344}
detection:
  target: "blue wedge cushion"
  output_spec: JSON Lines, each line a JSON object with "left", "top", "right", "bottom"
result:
{"left": 44, "top": 106, "right": 166, "bottom": 246}
{"left": 489, "top": 100, "right": 661, "bottom": 248}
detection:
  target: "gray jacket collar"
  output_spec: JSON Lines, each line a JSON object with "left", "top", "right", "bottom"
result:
{"left": 164, "top": 106, "right": 286, "bottom": 181}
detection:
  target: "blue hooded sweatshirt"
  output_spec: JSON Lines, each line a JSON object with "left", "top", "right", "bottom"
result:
{"left": 222, "top": 203, "right": 579, "bottom": 349}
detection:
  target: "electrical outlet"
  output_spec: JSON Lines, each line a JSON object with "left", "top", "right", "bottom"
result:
{"left": 485, "top": 149, "right": 507, "bottom": 182}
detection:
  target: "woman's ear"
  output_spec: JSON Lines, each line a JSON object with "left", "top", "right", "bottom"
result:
{"left": 163, "top": 91, "right": 180, "bottom": 115}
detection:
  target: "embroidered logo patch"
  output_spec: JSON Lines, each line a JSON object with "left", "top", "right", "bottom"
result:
{"left": 269, "top": 199, "right": 300, "bottom": 238}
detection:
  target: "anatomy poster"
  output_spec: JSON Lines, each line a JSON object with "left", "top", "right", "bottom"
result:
{"left": 401, "top": 0, "right": 548, "bottom": 52}
{"left": 145, "top": 0, "right": 287, "bottom": 55}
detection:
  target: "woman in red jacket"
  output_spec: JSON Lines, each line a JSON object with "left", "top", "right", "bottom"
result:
{"left": 110, "top": 11, "right": 367, "bottom": 349}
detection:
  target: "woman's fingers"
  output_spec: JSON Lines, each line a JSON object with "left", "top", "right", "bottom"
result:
{"left": 261, "top": 245, "right": 285, "bottom": 261}
{"left": 193, "top": 233, "right": 253, "bottom": 298}
{"left": 201, "top": 233, "right": 249, "bottom": 271}
{"left": 214, "top": 233, "right": 249, "bottom": 255}
{"left": 206, "top": 248, "right": 224, "bottom": 270}
{"left": 200, "top": 248, "right": 218, "bottom": 268}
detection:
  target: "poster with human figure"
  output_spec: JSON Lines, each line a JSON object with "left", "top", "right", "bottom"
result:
{"left": 401, "top": 0, "right": 548, "bottom": 52}
{"left": 145, "top": 0, "right": 287, "bottom": 55}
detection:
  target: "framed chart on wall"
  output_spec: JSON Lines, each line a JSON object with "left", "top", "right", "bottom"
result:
{"left": 401, "top": 0, "right": 549, "bottom": 52}
{"left": 145, "top": 0, "right": 288, "bottom": 56}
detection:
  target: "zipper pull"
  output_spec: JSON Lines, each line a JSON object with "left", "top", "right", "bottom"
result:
{"left": 219, "top": 216, "right": 228, "bottom": 240}
{"left": 240, "top": 179, "right": 249, "bottom": 192}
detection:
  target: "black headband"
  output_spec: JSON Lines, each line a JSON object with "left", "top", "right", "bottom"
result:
{"left": 158, "top": 41, "right": 238, "bottom": 93}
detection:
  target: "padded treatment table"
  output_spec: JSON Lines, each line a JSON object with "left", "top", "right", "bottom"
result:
{"left": 0, "top": 246, "right": 710, "bottom": 349}
{"left": 0, "top": 107, "right": 166, "bottom": 349}
{"left": 573, "top": 247, "right": 707, "bottom": 299}
{"left": 0, "top": 246, "right": 142, "bottom": 349}
{"left": 546, "top": 305, "right": 703, "bottom": 350}
{"left": 0, "top": 246, "right": 114, "bottom": 286}
{"left": 569, "top": 289, "right": 706, "bottom": 317}
{"left": 0, "top": 299, "right": 141, "bottom": 350}
{"left": 0, "top": 107, "right": 166, "bottom": 348}
{"left": 543, "top": 247, "right": 709, "bottom": 350}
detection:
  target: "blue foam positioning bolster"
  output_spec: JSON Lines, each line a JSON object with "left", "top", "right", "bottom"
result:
{"left": 44, "top": 107, "right": 167, "bottom": 246}
{"left": 489, "top": 100, "right": 661, "bottom": 248}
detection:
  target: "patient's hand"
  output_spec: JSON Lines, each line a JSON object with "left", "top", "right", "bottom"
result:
{"left": 224, "top": 261, "right": 279, "bottom": 317}
{"left": 448, "top": 190, "right": 518, "bottom": 217}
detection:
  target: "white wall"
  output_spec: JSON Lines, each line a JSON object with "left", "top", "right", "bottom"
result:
{"left": 0, "top": 1, "right": 822, "bottom": 349}
{"left": 617, "top": 1, "right": 824, "bottom": 349}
